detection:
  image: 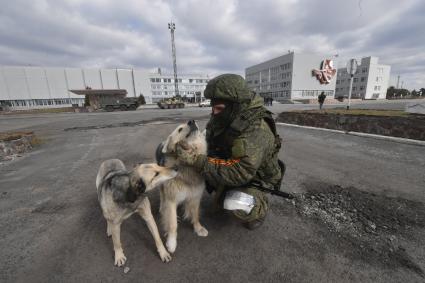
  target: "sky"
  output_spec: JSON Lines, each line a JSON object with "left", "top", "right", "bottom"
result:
{"left": 0, "top": 0, "right": 424, "bottom": 90}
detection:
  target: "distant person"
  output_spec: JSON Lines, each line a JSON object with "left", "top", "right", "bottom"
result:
{"left": 318, "top": 91, "right": 326, "bottom": 110}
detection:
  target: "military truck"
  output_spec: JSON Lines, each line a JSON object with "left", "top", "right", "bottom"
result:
{"left": 157, "top": 97, "right": 185, "bottom": 109}
{"left": 99, "top": 97, "right": 139, "bottom": 111}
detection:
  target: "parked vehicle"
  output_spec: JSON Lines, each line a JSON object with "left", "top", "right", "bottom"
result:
{"left": 198, "top": 99, "right": 211, "bottom": 107}
{"left": 99, "top": 97, "right": 139, "bottom": 111}
{"left": 157, "top": 97, "right": 185, "bottom": 109}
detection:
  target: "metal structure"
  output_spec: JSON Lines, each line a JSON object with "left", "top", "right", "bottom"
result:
{"left": 168, "top": 22, "right": 179, "bottom": 97}
{"left": 346, "top": 58, "right": 358, "bottom": 110}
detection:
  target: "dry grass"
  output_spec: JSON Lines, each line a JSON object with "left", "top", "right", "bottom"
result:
{"left": 292, "top": 109, "right": 409, "bottom": 117}
{"left": 29, "top": 136, "right": 44, "bottom": 146}
{"left": 0, "top": 131, "right": 44, "bottom": 146}
{"left": 0, "top": 131, "right": 34, "bottom": 142}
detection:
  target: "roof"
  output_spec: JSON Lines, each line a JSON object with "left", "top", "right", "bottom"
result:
{"left": 69, "top": 89, "right": 128, "bottom": 96}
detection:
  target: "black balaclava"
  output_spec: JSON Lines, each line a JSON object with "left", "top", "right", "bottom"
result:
{"left": 209, "top": 98, "right": 239, "bottom": 136}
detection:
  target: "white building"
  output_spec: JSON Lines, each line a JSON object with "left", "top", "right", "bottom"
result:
{"left": 335, "top": 56, "right": 391, "bottom": 99}
{"left": 0, "top": 66, "right": 209, "bottom": 110}
{"left": 148, "top": 69, "right": 209, "bottom": 103}
{"left": 245, "top": 52, "right": 337, "bottom": 101}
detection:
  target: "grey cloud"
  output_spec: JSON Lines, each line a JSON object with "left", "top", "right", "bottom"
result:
{"left": 0, "top": 0, "right": 424, "bottom": 89}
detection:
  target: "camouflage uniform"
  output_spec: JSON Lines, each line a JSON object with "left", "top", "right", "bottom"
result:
{"left": 177, "top": 74, "right": 282, "bottom": 224}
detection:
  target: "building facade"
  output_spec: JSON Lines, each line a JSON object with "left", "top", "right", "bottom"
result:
{"left": 148, "top": 69, "right": 209, "bottom": 103}
{"left": 245, "top": 52, "right": 337, "bottom": 101}
{"left": 0, "top": 66, "right": 209, "bottom": 110}
{"left": 335, "top": 56, "right": 391, "bottom": 99}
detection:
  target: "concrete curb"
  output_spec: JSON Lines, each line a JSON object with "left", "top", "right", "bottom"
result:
{"left": 276, "top": 122, "right": 425, "bottom": 147}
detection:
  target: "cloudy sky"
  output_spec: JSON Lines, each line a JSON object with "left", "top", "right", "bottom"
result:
{"left": 0, "top": 0, "right": 424, "bottom": 89}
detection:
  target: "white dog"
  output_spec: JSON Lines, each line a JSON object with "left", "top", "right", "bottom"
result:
{"left": 156, "top": 120, "right": 208, "bottom": 253}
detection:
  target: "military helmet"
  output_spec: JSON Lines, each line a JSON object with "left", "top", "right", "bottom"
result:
{"left": 204, "top": 74, "right": 252, "bottom": 103}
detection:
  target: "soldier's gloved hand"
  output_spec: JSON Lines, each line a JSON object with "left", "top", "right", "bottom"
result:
{"left": 175, "top": 143, "right": 205, "bottom": 168}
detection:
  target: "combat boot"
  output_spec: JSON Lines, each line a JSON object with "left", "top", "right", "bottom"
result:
{"left": 243, "top": 213, "right": 266, "bottom": 230}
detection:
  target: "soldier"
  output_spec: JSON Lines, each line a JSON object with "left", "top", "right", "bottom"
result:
{"left": 175, "top": 74, "right": 283, "bottom": 230}
{"left": 318, "top": 91, "right": 326, "bottom": 110}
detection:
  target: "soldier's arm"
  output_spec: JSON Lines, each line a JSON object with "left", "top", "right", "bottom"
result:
{"left": 195, "top": 129, "right": 267, "bottom": 187}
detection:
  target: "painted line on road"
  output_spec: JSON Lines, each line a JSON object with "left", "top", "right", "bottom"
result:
{"left": 276, "top": 122, "right": 425, "bottom": 147}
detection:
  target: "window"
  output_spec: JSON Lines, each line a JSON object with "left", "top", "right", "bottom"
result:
{"left": 352, "top": 87, "right": 356, "bottom": 91}
{"left": 361, "top": 77, "right": 366, "bottom": 82}
{"left": 353, "top": 78, "right": 358, "bottom": 83}
{"left": 362, "top": 67, "right": 368, "bottom": 73}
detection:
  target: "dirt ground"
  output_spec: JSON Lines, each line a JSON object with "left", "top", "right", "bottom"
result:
{"left": 1, "top": 108, "right": 424, "bottom": 282}
{"left": 293, "top": 183, "right": 425, "bottom": 277}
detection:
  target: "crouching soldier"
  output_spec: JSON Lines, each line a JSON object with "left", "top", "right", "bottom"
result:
{"left": 175, "top": 74, "right": 283, "bottom": 230}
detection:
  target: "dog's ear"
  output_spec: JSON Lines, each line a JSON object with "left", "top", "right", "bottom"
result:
{"left": 112, "top": 188, "right": 126, "bottom": 203}
{"left": 162, "top": 135, "right": 175, "bottom": 154}
{"left": 156, "top": 142, "right": 167, "bottom": 166}
{"left": 130, "top": 172, "right": 146, "bottom": 193}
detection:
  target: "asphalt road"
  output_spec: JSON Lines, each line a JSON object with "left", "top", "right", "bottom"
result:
{"left": 1, "top": 104, "right": 424, "bottom": 282}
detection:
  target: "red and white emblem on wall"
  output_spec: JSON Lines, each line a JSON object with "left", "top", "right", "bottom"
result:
{"left": 312, "top": 59, "right": 336, "bottom": 84}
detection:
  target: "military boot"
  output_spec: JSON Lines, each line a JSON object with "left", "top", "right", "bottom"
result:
{"left": 243, "top": 213, "right": 267, "bottom": 230}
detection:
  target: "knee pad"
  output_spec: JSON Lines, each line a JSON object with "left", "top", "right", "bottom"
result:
{"left": 223, "top": 190, "right": 255, "bottom": 214}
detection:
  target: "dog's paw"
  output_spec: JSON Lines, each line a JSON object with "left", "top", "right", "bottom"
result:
{"left": 158, "top": 248, "right": 172, "bottom": 263}
{"left": 114, "top": 250, "right": 127, "bottom": 267}
{"left": 166, "top": 237, "right": 177, "bottom": 253}
{"left": 195, "top": 225, "right": 208, "bottom": 237}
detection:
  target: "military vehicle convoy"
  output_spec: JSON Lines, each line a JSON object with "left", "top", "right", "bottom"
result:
{"left": 99, "top": 97, "right": 139, "bottom": 111}
{"left": 157, "top": 97, "right": 185, "bottom": 109}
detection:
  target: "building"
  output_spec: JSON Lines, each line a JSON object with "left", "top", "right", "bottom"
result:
{"left": 245, "top": 52, "right": 337, "bottom": 101}
{"left": 335, "top": 56, "right": 391, "bottom": 99}
{"left": 148, "top": 69, "right": 209, "bottom": 103}
{"left": 0, "top": 66, "right": 209, "bottom": 110}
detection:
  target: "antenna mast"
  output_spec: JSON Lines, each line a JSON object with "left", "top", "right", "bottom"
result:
{"left": 168, "top": 22, "right": 179, "bottom": 97}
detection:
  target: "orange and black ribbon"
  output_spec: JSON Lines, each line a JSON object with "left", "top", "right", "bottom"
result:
{"left": 207, "top": 157, "right": 241, "bottom": 166}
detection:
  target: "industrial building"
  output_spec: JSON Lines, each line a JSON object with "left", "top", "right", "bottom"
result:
{"left": 0, "top": 66, "right": 209, "bottom": 110}
{"left": 245, "top": 52, "right": 337, "bottom": 101}
{"left": 335, "top": 56, "right": 391, "bottom": 99}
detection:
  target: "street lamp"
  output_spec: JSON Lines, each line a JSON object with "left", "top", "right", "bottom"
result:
{"left": 346, "top": 58, "right": 358, "bottom": 110}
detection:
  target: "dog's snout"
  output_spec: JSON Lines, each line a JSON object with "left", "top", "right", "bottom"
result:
{"left": 187, "top": 120, "right": 195, "bottom": 126}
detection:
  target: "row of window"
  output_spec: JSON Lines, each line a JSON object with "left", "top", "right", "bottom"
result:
{"left": 150, "top": 78, "right": 208, "bottom": 83}
{"left": 152, "top": 91, "right": 199, "bottom": 96}
{"left": 260, "top": 91, "right": 291, "bottom": 98}
{"left": 269, "top": 81, "right": 291, "bottom": 89}
{"left": 151, "top": 84, "right": 205, "bottom": 90}
{"left": 336, "top": 86, "right": 366, "bottom": 92}
{"left": 1, "top": 98, "right": 84, "bottom": 107}
{"left": 337, "top": 77, "right": 367, "bottom": 84}
{"left": 247, "top": 63, "right": 292, "bottom": 81}
{"left": 300, "top": 90, "right": 334, "bottom": 97}
{"left": 337, "top": 67, "right": 368, "bottom": 76}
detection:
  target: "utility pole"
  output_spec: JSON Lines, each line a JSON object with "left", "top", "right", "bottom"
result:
{"left": 346, "top": 59, "right": 358, "bottom": 110}
{"left": 168, "top": 21, "right": 179, "bottom": 97}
